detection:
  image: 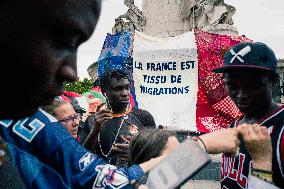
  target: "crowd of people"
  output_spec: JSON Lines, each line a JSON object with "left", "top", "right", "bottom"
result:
{"left": 0, "top": 0, "right": 283, "bottom": 189}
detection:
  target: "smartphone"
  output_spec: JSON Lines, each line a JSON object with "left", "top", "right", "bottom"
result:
{"left": 145, "top": 139, "right": 211, "bottom": 189}
{"left": 104, "top": 93, "right": 112, "bottom": 111}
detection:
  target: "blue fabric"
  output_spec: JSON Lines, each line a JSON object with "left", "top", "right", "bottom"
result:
{"left": 97, "top": 32, "right": 133, "bottom": 78}
{"left": 98, "top": 32, "right": 133, "bottom": 62}
{"left": 0, "top": 109, "right": 145, "bottom": 188}
{"left": 98, "top": 56, "right": 128, "bottom": 78}
{"left": 7, "top": 143, "right": 70, "bottom": 189}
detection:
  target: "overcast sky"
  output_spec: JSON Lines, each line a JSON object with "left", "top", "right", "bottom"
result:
{"left": 77, "top": 0, "right": 284, "bottom": 78}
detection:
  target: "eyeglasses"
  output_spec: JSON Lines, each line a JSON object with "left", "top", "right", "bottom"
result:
{"left": 58, "top": 113, "right": 81, "bottom": 125}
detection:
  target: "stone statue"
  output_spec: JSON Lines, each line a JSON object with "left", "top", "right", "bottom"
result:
{"left": 180, "top": 0, "right": 236, "bottom": 32}
{"left": 112, "top": 0, "right": 146, "bottom": 34}
{"left": 87, "top": 62, "right": 99, "bottom": 80}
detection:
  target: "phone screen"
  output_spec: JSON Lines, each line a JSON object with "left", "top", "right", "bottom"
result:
{"left": 104, "top": 94, "right": 112, "bottom": 111}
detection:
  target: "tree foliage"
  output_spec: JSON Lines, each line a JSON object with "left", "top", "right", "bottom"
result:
{"left": 64, "top": 78, "right": 93, "bottom": 94}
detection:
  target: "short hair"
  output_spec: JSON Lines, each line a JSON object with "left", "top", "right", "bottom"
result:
{"left": 129, "top": 128, "right": 176, "bottom": 165}
{"left": 100, "top": 69, "right": 129, "bottom": 91}
{"left": 41, "top": 98, "right": 69, "bottom": 117}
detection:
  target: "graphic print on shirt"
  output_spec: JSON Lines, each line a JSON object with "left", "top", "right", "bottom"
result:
{"left": 94, "top": 164, "right": 129, "bottom": 188}
{"left": 0, "top": 118, "right": 45, "bottom": 142}
{"left": 221, "top": 153, "right": 249, "bottom": 189}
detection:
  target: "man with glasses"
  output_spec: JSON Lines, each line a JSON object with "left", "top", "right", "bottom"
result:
{"left": 42, "top": 99, "right": 81, "bottom": 141}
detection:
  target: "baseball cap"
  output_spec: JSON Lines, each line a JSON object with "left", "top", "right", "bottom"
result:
{"left": 212, "top": 42, "right": 277, "bottom": 74}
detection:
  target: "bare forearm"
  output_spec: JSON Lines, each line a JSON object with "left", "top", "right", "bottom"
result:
{"left": 139, "top": 155, "right": 166, "bottom": 173}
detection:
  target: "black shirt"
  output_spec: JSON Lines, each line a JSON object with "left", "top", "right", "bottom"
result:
{"left": 95, "top": 108, "right": 156, "bottom": 166}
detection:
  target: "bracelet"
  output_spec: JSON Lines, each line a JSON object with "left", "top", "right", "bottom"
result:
{"left": 251, "top": 168, "right": 273, "bottom": 184}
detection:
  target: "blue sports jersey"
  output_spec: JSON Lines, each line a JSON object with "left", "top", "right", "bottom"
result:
{"left": 7, "top": 142, "right": 70, "bottom": 188}
{"left": 0, "top": 109, "right": 144, "bottom": 188}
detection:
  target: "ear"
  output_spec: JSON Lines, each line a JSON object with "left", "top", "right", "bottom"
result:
{"left": 269, "top": 75, "right": 277, "bottom": 89}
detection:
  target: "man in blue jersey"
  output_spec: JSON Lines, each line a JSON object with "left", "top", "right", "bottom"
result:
{"left": 0, "top": 1, "right": 242, "bottom": 188}
{"left": 0, "top": 1, "right": 151, "bottom": 188}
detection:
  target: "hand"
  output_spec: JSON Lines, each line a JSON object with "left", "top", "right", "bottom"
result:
{"left": 93, "top": 103, "right": 112, "bottom": 132}
{"left": 199, "top": 128, "right": 240, "bottom": 155}
{"left": 112, "top": 136, "right": 131, "bottom": 163}
{"left": 83, "top": 104, "right": 112, "bottom": 152}
{"left": 239, "top": 124, "right": 272, "bottom": 171}
{"left": 137, "top": 185, "right": 149, "bottom": 189}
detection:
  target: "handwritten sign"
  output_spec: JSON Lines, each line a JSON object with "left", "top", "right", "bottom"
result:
{"left": 133, "top": 31, "right": 198, "bottom": 130}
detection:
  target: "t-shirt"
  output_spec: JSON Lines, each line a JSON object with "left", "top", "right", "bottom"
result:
{"left": 95, "top": 108, "right": 156, "bottom": 166}
{"left": 221, "top": 106, "right": 284, "bottom": 189}
{"left": 0, "top": 109, "right": 145, "bottom": 188}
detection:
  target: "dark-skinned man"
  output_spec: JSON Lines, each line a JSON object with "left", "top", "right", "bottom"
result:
{"left": 0, "top": 1, "right": 166, "bottom": 188}
{"left": 212, "top": 42, "right": 284, "bottom": 188}
{"left": 93, "top": 69, "right": 156, "bottom": 167}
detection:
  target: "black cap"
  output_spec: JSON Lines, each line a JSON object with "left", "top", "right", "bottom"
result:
{"left": 212, "top": 42, "right": 277, "bottom": 74}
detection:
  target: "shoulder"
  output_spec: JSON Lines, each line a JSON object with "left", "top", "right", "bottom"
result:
{"left": 132, "top": 108, "right": 156, "bottom": 127}
{"left": 39, "top": 108, "right": 58, "bottom": 122}
{"left": 134, "top": 108, "right": 150, "bottom": 114}
{"left": 132, "top": 108, "right": 153, "bottom": 119}
{"left": 0, "top": 109, "right": 61, "bottom": 143}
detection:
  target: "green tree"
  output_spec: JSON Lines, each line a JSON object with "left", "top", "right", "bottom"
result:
{"left": 64, "top": 78, "right": 93, "bottom": 94}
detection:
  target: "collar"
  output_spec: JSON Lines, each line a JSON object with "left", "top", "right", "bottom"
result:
{"left": 235, "top": 104, "right": 284, "bottom": 127}
{"left": 111, "top": 104, "right": 133, "bottom": 118}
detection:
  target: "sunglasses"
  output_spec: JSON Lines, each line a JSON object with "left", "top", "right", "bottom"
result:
{"left": 58, "top": 113, "right": 81, "bottom": 125}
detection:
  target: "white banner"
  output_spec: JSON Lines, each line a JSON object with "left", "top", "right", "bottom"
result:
{"left": 133, "top": 31, "right": 198, "bottom": 130}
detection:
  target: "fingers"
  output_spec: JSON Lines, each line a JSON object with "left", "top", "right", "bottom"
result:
{"left": 113, "top": 143, "right": 129, "bottom": 149}
{"left": 247, "top": 125, "right": 257, "bottom": 139}
{"left": 96, "top": 102, "right": 106, "bottom": 112}
{"left": 95, "top": 109, "right": 113, "bottom": 124}
{"left": 96, "top": 108, "right": 112, "bottom": 116}
{"left": 252, "top": 124, "right": 263, "bottom": 136}
{"left": 120, "top": 135, "right": 131, "bottom": 144}
{"left": 261, "top": 126, "right": 270, "bottom": 137}
{"left": 137, "top": 185, "right": 149, "bottom": 189}
{"left": 112, "top": 143, "right": 129, "bottom": 155}
{"left": 96, "top": 115, "right": 112, "bottom": 124}
{"left": 119, "top": 156, "right": 130, "bottom": 162}
{"left": 239, "top": 123, "right": 269, "bottom": 140}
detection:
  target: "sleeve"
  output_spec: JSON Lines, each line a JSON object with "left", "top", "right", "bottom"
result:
{"left": 139, "top": 109, "right": 156, "bottom": 128}
{"left": 1, "top": 118, "right": 145, "bottom": 189}
{"left": 276, "top": 126, "right": 284, "bottom": 180}
{"left": 34, "top": 123, "right": 145, "bottom": 188}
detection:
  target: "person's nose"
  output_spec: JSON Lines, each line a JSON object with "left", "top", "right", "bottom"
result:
{"left": 237, "top": 88, "right": 250, "bottom": 99}
{"left": 73, "top": 117, "right": 80, "bottom": 127}
{"left": 58, "top": 55, "right": 78, "bottom": 83}
{"left": 121, "top": 88, "right": 130, "bottom": 97}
